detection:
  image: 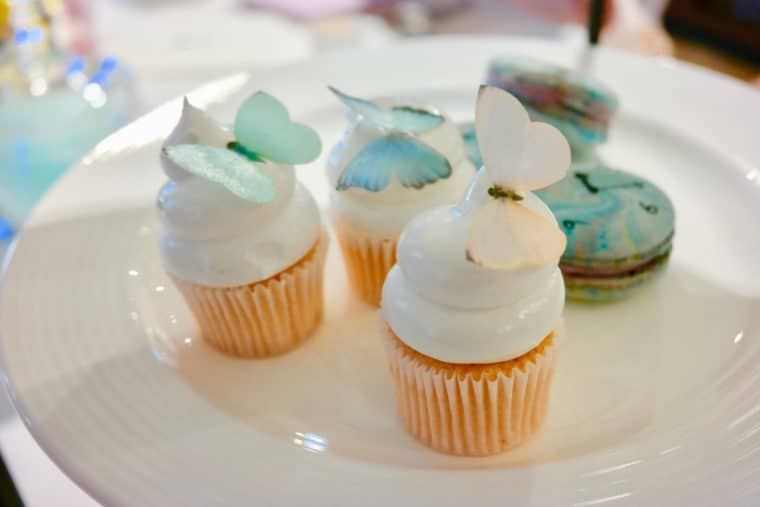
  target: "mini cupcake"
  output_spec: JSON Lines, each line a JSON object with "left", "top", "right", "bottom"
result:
{"left": 380, "top": 86, "right": 571, "bottom": 456}
{"left": 487, "top": 56, "right": 619, "bottom": 159}
{"left": 158, "top": 93, "right": 327, "bottom": 358}
{"left": 326, "top": 87, "right": 475, "bottom": 305}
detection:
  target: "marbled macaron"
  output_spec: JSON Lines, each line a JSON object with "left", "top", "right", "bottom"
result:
{"left": 487, "top": 56, "right": 619, "bottom": 156}
{"left": 536, "top": 164, "right": 675, "bottom": 301}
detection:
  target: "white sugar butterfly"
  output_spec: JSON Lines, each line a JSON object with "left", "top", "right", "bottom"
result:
{"left": 466, "top": 86, "right": 571, "bottom": 269}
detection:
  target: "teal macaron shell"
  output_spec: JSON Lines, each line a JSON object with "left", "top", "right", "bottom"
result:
{"left": 536, "top": 164, "right": 675, "bottom": 270}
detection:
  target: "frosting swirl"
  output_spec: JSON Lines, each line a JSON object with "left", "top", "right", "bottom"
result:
{"left": 326, "top": 103, "right": 475, "bottom": 239}
{"left": 381, "top": 168, "right": 565, "bottom": 364}
{"left": 157, "top": 100, "right": 320, "bottom": 287}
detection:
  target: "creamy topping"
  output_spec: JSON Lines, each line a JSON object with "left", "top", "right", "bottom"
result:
{"left": 326, "top": 104, "right": 475, "bottom": 239}
{"left": 381, "top": 168, "right": 565, "bottom": 364}
{"left": 157, "top": 100, "right": 321, "bottom": 287}
{"left": 160, "top": 98, "right": 233, "bottom": 181}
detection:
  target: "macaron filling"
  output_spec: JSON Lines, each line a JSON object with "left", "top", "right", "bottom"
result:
{"left": 561, "top": 249, "right": 671, "bottom": 280}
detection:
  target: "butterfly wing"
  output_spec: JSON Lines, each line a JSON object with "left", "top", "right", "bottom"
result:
{"left": 336, "top": 136, "right": 452, "bottom": 192}
{"left": 234, "top": 91, "right": 321, "bottom": 165}
{"left": 329, "top": 86, "right": 383, "bottom": 123}
{"left": 457, "top": 122, "right": 482, "bottom": 168}
{"left": 475, "top": 85, "right": 529, "bottom": 185}
{"left": 466, "top": 198, "right": 566, "bottom": 269}
{"left": 329, "top": 86, "right": 444, "bottom": 134}
{"left": 512, "top": 121, "right": 570, "bottom": 189}
{"left": 386, "top": 105, "right": 445, "bottom": 133}
{"left": 163, "top": 144, "right": 277, "bottom": 204}
{"left": 475, "top": 85, "right": 569, "bottom": 190}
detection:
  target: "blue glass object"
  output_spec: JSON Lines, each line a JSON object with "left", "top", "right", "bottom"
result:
{"left": 1, "top": 0, "right": 137, "bottom": 233}
{"left": 0, "top": 219, "right": 13, "bottom": 241}
{"left": 0, "top": 63, "right": 136, "bottom": 227}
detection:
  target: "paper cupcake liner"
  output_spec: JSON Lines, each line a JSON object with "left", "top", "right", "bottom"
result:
{"left": 170, "top": 233, "right": 328, "bottom": 358}
{"left": 333, "top": 221, "right": 396, "bottom": 306}
{"left": 381, "top": 321, "right": 559, "bottom": 456}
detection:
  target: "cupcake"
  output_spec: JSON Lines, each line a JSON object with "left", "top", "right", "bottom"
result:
{"left": 536, "top": 163, "right": 675, "bottom": 301}
{"left": 326, "top": 87, "right": 476, "bottom": 305}
{"left": 380, "top": 86, "right": 571, "bottom": 456}
{"left": 487, "top": 56, "right": 619, "bottom": 159}
{"left": 158, "top": 93, "right": 327, "bottom": 358}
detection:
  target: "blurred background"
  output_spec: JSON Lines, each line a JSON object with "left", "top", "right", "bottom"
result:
{"left": 0, "top": 0, "right": 757, "bottom": 505}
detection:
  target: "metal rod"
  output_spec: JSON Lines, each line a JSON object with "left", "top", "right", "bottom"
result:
{"left": 588, "top": 0, "right": 606, "bottom": 45}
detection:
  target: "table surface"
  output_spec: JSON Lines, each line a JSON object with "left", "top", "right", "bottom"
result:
{"left": 0, "top": 2, "right": 757, "bottom": 506}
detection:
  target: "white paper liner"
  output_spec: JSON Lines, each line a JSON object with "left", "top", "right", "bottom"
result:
{"left": 334, "top": 220, "right": 396, "bottom": 306}
{"left": 171, "top": 233, "right": 328, "bottom": 358}
{"left": 381, "top": 322, "right": 559, "bottom": 456}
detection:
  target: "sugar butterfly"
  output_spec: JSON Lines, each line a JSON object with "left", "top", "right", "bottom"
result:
{"left": 466, "top": 85, "right": 571, "bottom": 269}
{"left": 329, "top": 87, "right": 452, "bottom": 192}
{"left": 457, "top": 121, "right": 482, "bottom": 168}
{"left": 163, "top": 92, "right": 321, "bottom": 204}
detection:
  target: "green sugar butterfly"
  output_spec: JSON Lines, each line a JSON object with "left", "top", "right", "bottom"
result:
{"left": 163, "top": 144, "right": 277, "bottom": 203}
{"left": 329, "top": 86, "right": 452, "bottom": 192}
{"left": 164, "top": 92, "right": 321, "bottom": 204}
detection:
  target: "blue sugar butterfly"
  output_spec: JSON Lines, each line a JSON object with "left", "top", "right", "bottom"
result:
{"left": 336, "top": 135, "right": 452, "bottom": 192}
{"left": 329, "top": 86, "right": 452, "bottom": 192}
{"left": 457, "top": 122, "right": 482, "bottom": 168}
{"left": 164, "top": 92, "right": 321, "bottom": 204}
{"left": 329, "top": 86, "right": 444, "bottom": 133}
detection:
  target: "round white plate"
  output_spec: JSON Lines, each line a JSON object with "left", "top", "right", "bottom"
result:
{"left": 2, "top": 37, "right": 760, "bottom": 506}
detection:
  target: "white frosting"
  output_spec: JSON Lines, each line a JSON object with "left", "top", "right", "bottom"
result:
{"left": 381, "top": 168, "right": 565, "bottom": 364}
{"left": 326, "top": 105, "right": 475, "bottom": 239}
{"left": 157, "top": 100, "right": 321, "bottom": 288}
{"left": 160, "top": 98, "right": 232, "bottom": 181}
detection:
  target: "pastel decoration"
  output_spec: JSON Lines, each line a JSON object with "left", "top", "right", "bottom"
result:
{"left": 467, "top": 198, "right": 567, "bottom": 269}
{"left": 328, "top": 86, "right": 444, "bottom": 134}
{"left": 336, "top": 135, "right": 452, "bottom": 192}
{"left": 166, "top": 92, "right": 322, "bottom": 204}
{"left": 474, "top": 85, "right": 570, "bottom": 190}
{"left": 163, "top": 145, "right": 277, "bottom": 204}
{"left": 234, "top": 91, "right": 322, "bottom": 165}
{"left": 330, "top": 86, "right": 453, "bottom": 192}
{"left": 466, "top": 86, "right": 570, "bottom": 269}
{"left": 457, "top": 122, "right": 482, "bottom": 168}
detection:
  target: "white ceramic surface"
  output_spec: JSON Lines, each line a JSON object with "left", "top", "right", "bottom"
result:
{"left": 2, "top": 37, "right": 760, "bottom": 506}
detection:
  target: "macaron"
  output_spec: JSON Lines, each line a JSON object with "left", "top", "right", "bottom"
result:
{"left": 486, "top": 56, "right": 619, "bottom": 156}
{"left": 536, "top": 164, "right": 675, "bottom": 301}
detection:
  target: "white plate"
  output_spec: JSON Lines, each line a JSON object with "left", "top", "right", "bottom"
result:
{"left": 2, "top": 37, "right": 760, "bottom": 506}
